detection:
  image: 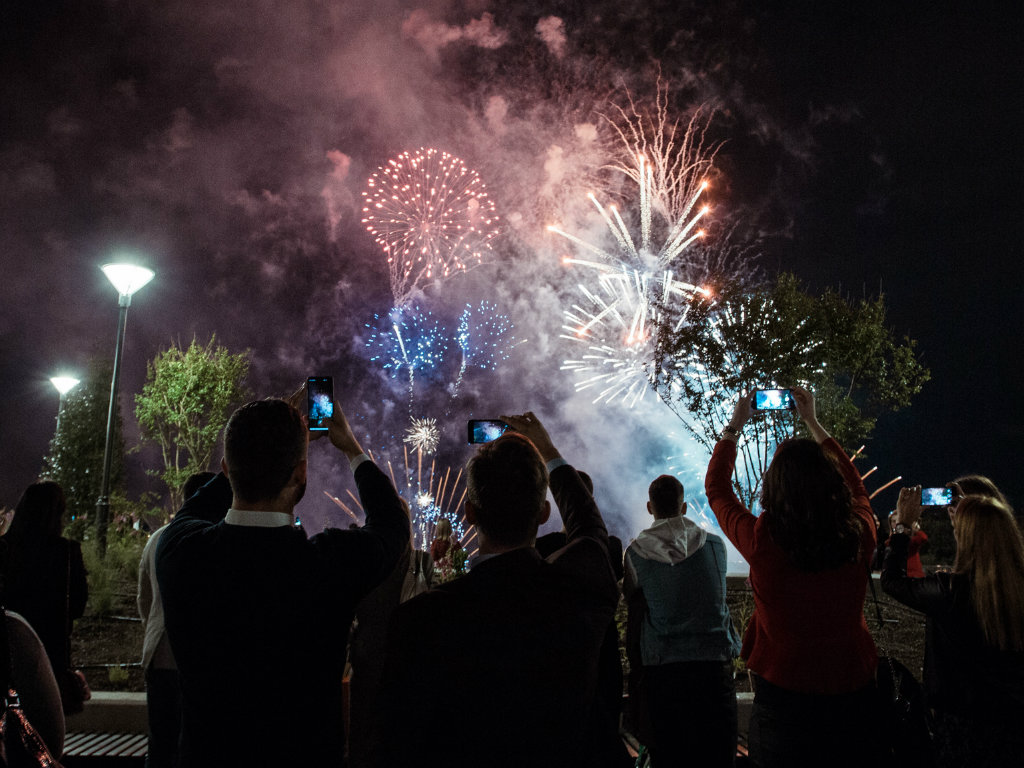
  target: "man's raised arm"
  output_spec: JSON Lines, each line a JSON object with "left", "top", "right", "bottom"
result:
{"left": 502, "top": 411, "right": 609, "bottom": 549}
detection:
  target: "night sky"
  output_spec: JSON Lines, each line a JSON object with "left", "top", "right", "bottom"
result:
{"left": 1, "top": 1, "right": 1021, "bottom": 559}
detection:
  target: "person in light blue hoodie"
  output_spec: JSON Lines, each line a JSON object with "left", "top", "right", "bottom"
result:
{"left": 624, "top": 474, "right": 741, "bottom": 767}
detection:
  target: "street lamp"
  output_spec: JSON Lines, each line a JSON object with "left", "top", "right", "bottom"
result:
{"left": 50, "top": 375, "right": 80, "bottom": 436}
{"left": 96, "top": 262, "right": 154, "bottom": 555}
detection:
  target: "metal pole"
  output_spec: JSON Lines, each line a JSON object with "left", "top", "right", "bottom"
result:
{"left": 96, "top": 294, "right": 131, "bottom": 557}
{"left": 55, "top": 393, "right": 65, "bottom": 437}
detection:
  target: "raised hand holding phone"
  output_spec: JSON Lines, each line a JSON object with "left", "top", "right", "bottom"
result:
{"left": 501, "top": 412, "right": 559, "bottom": 462}
{"left": 791, "top": 386, "right": 830, "bottom": 443}
{"left": 324, "top": 403, "right": 363, "bottom": 460}
{"left": 752, "top": 388, "right": 794, "bottom": 411}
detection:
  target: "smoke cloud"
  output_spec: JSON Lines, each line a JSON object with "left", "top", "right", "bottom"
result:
{"left": 0, "top": 0, "right": 897, "bottom": 573}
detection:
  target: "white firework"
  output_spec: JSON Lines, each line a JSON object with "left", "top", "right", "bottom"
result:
{"left": 361, "top": 148, "right": 500, "bottom": 306}
{"left": 403, "top": 416, "right": 440, "bottom": 455}
{"left": 551, "top": 153, "right": 712, "bottom": 407}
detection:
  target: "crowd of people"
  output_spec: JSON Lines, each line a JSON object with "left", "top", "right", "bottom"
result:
{"left": 1, "top": 383, "right": 1022, "bottom": 768}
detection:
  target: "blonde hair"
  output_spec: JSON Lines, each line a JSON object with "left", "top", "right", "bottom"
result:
{"left": 953, "top": 496, "right": 1024, "bottom": 652}
{"left": 434, "top": 518, "right": 453, "bottom": 540}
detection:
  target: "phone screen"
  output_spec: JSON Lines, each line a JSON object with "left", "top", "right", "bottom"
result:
{"left": 753, "top": 389, "right": 794, "bottom": 411}
{"left": 921, "top": 487, "right": 953, "bottom": 506}
{"left": 467, "top": 419, "right": 508, "bottom": 444}
{"left": 307, "top": 377, "right": 334, "bottom": 431}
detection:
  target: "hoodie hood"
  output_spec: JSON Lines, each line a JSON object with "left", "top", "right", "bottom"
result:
{"left": 629, "top": 515, "right": 708, "bottom": 565}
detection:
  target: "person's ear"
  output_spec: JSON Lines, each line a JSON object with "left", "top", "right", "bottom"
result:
{"left": 220, "top": 457, "right": 230, "bottom": 477}
{"left": 680, "top": 501, "right": 687, "bottom": 517}
{"left": 646, "top": 500, "right": 654, "bottom": 517}
{"left": 538, "top": 499, "right": 551, "bottom": 526}
{"left": 290, "top": 459, "right": 308, "bottom": 487}
{"left": 464, "top": 499, "right": 478, "bottom": 525}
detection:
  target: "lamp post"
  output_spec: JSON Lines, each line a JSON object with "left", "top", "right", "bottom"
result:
{"left": 49, "top": 375, "right": 80, "bottom": 436}
{"left": 96, "top": 263, "right": 154, "bottom": 555}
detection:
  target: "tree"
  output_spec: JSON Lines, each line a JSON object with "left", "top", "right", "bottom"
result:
{"left": 42, "top": 357, "right": 124, "bottom": 534}
{"left": 135, "top": 336, "right": 250, "bottom": 516}
{"left": 652, "top": 273, "right": 930, "bottom": 508}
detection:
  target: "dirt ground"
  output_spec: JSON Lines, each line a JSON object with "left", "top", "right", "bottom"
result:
{"left": 72, "top": 601, "right": 146, "bottom": 693}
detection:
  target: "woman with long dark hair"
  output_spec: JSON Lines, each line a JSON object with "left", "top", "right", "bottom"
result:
{"left": 883, "top": 491, "right": 1024, "bottom": 766}
{"left": 0, "top": 480, "right": 88, "bottom": 714}
{"left": 705, "top": 387, "right": 881, "bottom": 767}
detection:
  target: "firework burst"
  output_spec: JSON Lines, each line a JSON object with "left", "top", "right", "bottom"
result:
{"left": 361, "top": 148, "right": 500, "bottom": 306}
{"left": 404, "top": 416, "right": 440, "bottom": 455}
{"left": 449, "top": 301, "right": 519, "bottom": 401}
{"left": 366, "top": 305, "right": 448, "bottom": 412}
{"left": 324, "top": 446, "right": 476, "bottom": 556}
{"left": 457, "top": 301, "right": 516, "bottom": 371}
{"left": 366, "top": 306, "right": 448, "bottom": 377}
{"left": 551, "top": 154, "right": 712, "bottom": 406}
{"left": 560, "top": 268, "right": 708, "bottom": 406}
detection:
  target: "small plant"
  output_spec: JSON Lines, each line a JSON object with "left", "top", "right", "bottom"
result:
{"left": 79, "top": 522, "right": 146, "bottom": 616}
{"left": 108, "top": 666, "right": 130, "bottom": 685}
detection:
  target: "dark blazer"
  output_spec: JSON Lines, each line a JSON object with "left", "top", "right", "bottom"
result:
{"left": 156, "top": 462, "right": 409, "bottom": 768}
{"left": 379, "top": 464, "right": 620, "bottom": 768}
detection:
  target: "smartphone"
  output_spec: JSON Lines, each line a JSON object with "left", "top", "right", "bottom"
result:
{"left": 753, "top": 389, "right": 794, "bottom": 411}
{"left": 467, "top": 419, "right": 509, "bottom": 444}
{"left": 921, "top": 487, "right": 953, "bottom": 506}
{"left": 307, "top": 376, "right": 334, "bottom": 431}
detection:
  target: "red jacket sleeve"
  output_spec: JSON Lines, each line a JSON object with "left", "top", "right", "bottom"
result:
{"left": 704, "top": 439, "right": 757, "bottom": 560}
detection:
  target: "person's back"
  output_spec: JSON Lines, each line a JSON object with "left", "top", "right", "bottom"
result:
{"left": 626, "top": 521, "right": 737, "bottom": 663}
{"left": 160, "top": 507, "right": 370, "bottom": 764}
{"left": 157, "top": 395, "right": 408, "bottom": 767}
{"left": 705, "top": 387, "right": 881, "bottom": 768}
{"left": 0, "top": 481, "right": 88, "bottom": 715}
{"left": 379, "top": 414, "right": 619, "bottom": 768}
{"left": 624, "top": 475, "right": 740, "bottom": 767}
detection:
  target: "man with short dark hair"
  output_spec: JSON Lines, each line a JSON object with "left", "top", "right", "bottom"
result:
{"left": 624, "top": 474, "right": 741, "bottom": 767}
{"left": 378, "top": 412, "right": 619, "bottom": 768}
{"left": 157, "top": 393, "right": 409, "bottom": 767}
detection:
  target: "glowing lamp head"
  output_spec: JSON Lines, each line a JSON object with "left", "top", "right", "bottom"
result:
{"left": 50, "top": 376, "right": 80, "bottom": 396}
{"left": 101, "top": 263, "right": 155, "bottom": 298}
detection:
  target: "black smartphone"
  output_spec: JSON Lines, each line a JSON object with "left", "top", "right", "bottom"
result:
{"left": 752, "top": 389, "right": 794, "bottom": 411}
{"left": 467, "top": 419, "right": 509, "bottom": 444}
{"left": 921, "top": 487, "right": 953, "bottom": 506}
{"left": 307, "top": 376, "right": 334, "bottom": 431}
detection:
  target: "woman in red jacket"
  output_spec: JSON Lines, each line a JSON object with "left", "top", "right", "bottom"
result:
{"left": 705, "top": 387, "right": 881, "bottom": 768}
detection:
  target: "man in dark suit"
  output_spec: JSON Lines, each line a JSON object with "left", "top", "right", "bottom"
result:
{"left": 157, "top": 394, "right": 409, "bottom": 767}
{"left": 378, "top": 412, "right": 619, "bottom": 768}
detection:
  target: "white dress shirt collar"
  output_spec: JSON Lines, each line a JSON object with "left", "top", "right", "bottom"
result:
{"left": 224, "top": 508, "right": 295, "bottom": 528}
